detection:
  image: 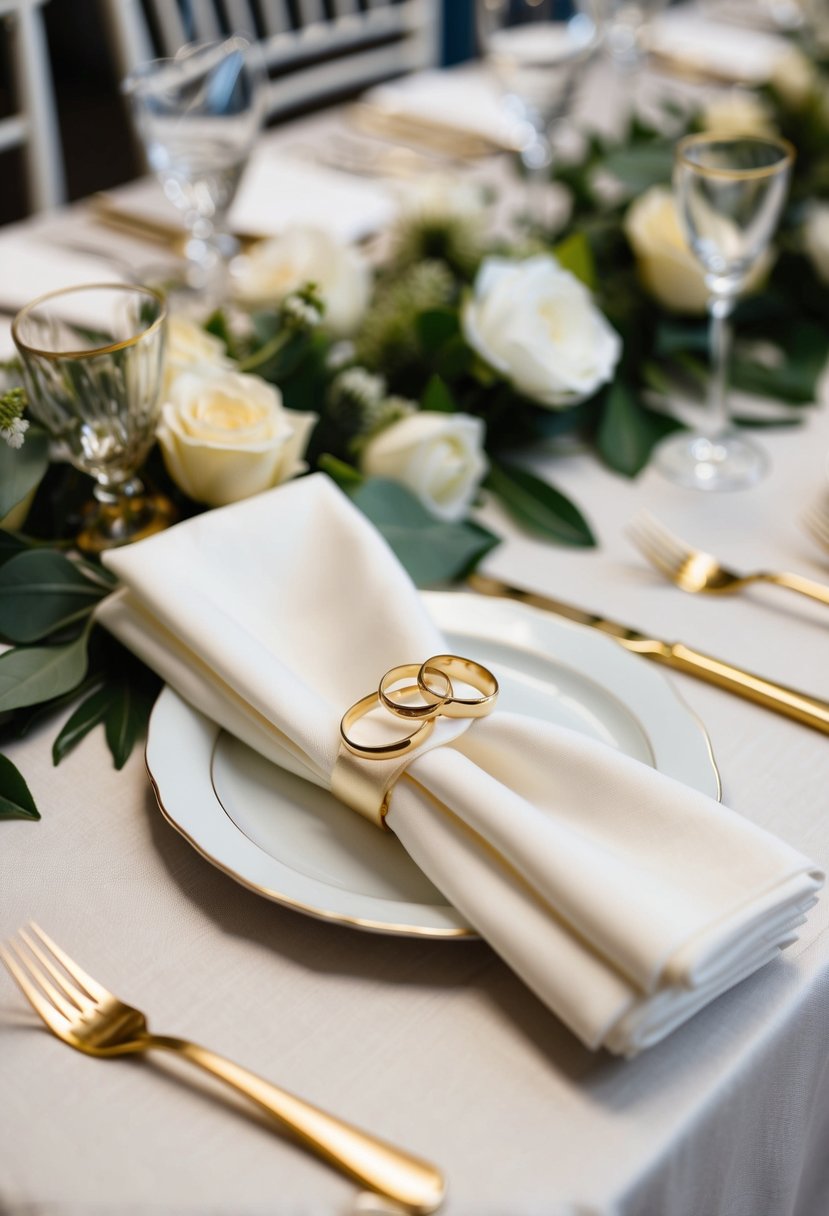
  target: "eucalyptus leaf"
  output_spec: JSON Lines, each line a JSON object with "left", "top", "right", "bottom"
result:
{"left": 597, "top": 380, "right": 682, "bottom": 478}
{"left": 0, "top": 628, "right": 90, "bottom": 713}
{"left": 486, "top": 463, "right": 596, "bottom": 547}
{"left": 0, "top": 428, "right": 49, "bottom": 518}
{"left": 52, "top": 684, "right": 117, "bottom": 765}
{"left": 0, "top": 753, "right": 39, "bottom": 820}
{"left": 601, "top": 141, "right": 673, "bottom": 193}
{"left": 350, "top": 479, "right": 499, "bottom": 586}
{"left": 104, "top": 681, "right": 159, "bottom": 770}
{"left": 0, "top": 550, "right": 110, "bottom": 643}
{"left": 0, "top": 529, "right": 28, "bottom": 569}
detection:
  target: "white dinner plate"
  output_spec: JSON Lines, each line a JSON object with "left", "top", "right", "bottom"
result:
{"left": 146, "top": 592, "right": 720, "bottom": 938}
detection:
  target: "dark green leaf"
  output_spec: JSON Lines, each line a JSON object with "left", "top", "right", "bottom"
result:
{"left": 730, "top": 325, "right": 829, "bottom": 404}
{"left": 0, "top": 628, "right": 90, "bottom": 712}
{"left": 104, "top": 681, "right": 158, "bottom": 770}
{"left": 597, "top": 380, "right": 682, "bottom": 478}
{"left": 0, "top": 550, "right": 109, "bottom": 643}
{"left": 3, "top": 675, "right": 102, "bottom": 741}
{"left": 486, "top": 463, "right": 596, "bottom": 547}
{"left": 552, "top": 231, "right": 596, "bottom": 289}
{"left": 351, "top": 478, "right": 500, "bottom": 586}
{"left": 52, "top": 684, "right": 117, "bottom": 765}
{"left": 653, "top": 319, "right": 709, "bottom": 357}
{"left": 0, "top": 753, "right": 39, "bottom": 820}
{"left": 317, "top": 453, "right": 364, "bottom": 490}
{"left": 416, "top": 308, "right": 459, "bottom": 352}
{"left": 0, "top": 427, "right": 49, "bottom": 519}
{"left": 0, "top": 529, "right": 29, "bottom": 569}
{"left": 421, "top": 375, "right": 457, "bottom": 414}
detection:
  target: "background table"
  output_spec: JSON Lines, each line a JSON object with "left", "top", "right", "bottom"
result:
{"left": 2, "top": 84, "right": 829, "bottom": 1216}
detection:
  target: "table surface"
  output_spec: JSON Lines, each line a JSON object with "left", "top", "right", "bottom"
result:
{"left": 2, "top": 69, "right": 829, "bottom": 1216}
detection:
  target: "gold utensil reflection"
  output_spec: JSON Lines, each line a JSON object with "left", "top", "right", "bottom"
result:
{"left": 803, "top": 499, "right": 829, "bottom": 557}
{"left": 628, "top": 512, "right": 829, "bottom": 608}
{"left": 1, "top": 924, "right": 445, "bottom": 1215}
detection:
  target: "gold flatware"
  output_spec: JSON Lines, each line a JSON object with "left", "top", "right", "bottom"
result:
{"left": 1, "top": 924, "right": 445, "bottom": 1215}
{"left": 803, "top": 500, "right": 829, "bottom": 555}
{"left": 468, "top": 573, "right": 829, "bottom": 735}
{"left": 348, "top": 102, "right": 508, "bottom": 160}
{"left": 628, "top": 512, "right": 829, "bottom": 609}
{"left": 91, "top": 197, "right": 260, "bottom": 256}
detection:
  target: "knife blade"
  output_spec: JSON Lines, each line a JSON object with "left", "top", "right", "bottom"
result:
{"left": 468, "top": 573, "right": 829, "bottom": 736}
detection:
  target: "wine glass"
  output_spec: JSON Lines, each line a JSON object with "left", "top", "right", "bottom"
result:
{"left": 654, "top": 133, "right": 794, "bottom": 492}
{"left": 476, "top": 0, "right": 600, "bottom": 224}
{"left": 12, "top": 284, "right": 174, "bottom": 552}
{"left": 124, "top": 36, "right": 266, "bottom": 307}
{"left": 597, "top": 0, "right": 669, "bottom": 71}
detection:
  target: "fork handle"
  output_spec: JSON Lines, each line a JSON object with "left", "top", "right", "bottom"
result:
{"left": 146, "top": 1035, "right": 444, "bottom": 1214}
{"left": 761, "top": 571, "right": 829, "bottom": 608}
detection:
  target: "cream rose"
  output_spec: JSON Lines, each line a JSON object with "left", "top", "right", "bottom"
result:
{"left": 157, "top": 367, "right": 316, "bottom": 508}
{"left": 804, "top": 203, "right": 829, "bottom": 284}
{"left": 772, "top": 48, "right": 816, "bottom": 110}
{"left": 625, "top": 186, "right": 772, "bottom": 315}
{"left": 360, "top": 412, "right": 488, "bottom": 523}
{"left": 163, "top": 315, "right": 231, "bottom": 398}
{"left": 462, "top": 255, "right": 621, "bottom": 407}
{"left": 231, "top": 227, "right": 371, "bottom": 337}
{"left": 700, "top": 91, "right": 775, "bottom": 137}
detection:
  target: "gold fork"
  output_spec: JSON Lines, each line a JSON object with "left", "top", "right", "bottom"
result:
{"left": 803, "top": 499, "right": 829, "bottom": 556}
{"left": 1, "top": 924, "right": 445, "bottom": 1215}
{"left": 628, "top": 512, "right": 829, "bottom": 608}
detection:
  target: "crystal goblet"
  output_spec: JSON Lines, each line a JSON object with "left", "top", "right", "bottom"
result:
{"left": 476, "top": 0, "right": 600, "bottom": 225}
{"left": 125, "top": 36, "right": 265, "bottom": 307}
{"left": 654, "top": 133, "right": 794, "bottom": 491}
{"left": 12, "top": 284, "right": 174, "bottom": 552}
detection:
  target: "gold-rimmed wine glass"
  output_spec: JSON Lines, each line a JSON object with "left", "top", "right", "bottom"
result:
{"left": 12, "top": 283, "right": 175, "bottom": 552}
{"left": 654, "top": 132, "right": 794, "bottom": 491}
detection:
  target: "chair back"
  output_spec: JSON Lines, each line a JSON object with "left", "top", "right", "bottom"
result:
{"left": 0, "top": 0, "right": 64, "bottom": 211}
{"left": 102, "top": 0, "right": 441, "bottom": 118}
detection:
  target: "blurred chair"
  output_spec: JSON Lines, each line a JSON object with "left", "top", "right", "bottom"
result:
{"left": 0, "top": 0, "right": 64, "bottom": 211}
{"left": 101, "top": 0, "right": 441, "bottom": 117}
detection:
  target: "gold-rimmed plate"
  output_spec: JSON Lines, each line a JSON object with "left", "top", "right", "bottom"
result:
{"left": 145, "top": 592, "right": 720, "bottom": 938}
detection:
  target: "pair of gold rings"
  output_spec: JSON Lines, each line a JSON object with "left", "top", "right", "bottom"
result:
{"left": 340, "top": 654, "right": 499, "bottom": 761}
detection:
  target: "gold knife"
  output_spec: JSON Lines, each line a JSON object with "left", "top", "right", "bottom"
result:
{"left": 468, "top": 573, "right": 829, "bottom": 736}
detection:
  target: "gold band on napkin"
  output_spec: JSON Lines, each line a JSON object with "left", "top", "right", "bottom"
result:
{"left": 333, "top": 655, "right": 499, "bottom": 828}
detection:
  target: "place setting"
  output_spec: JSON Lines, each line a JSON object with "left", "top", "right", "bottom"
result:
{"left": 2, "top": 2, "right": 829, "bottom": 1214}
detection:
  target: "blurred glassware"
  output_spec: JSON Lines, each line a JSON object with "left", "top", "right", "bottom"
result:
{"left": 124, "top": 36, "right": 265, "bottom": 307}
{"left": 597, "top": 0, "right": 669, "bottom": 71}
{"left": 476, "top": 0, "right": 600, "bottom": 223}
{"left": 12, "top": 284, "right": 174, "bottom": 552}
{"left": 654, "top": 134, "right": 794, "bottom": 492}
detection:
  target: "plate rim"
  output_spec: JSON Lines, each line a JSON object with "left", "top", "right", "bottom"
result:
{"left": 146, "top": 591, "right": 721, "bottom": 937}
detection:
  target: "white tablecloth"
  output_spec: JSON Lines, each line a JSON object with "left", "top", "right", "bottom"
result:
{"left": 2, "top": 95, "right": 829, "bottom": 1216}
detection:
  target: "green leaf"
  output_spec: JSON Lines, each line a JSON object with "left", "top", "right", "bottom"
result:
{"left": 730, "top": 324, "right": 829, "bottom": 404}
{"left": 104, "top": 681, "right": 157, "bottom": 770}
{"left": 416, "top": 308, "right": 459, "bottom": 352}
{"left": 0, "top": 628, "right": 90, "bottom": 713}
{"left": 0, "top": 753, "right": 39, "bottom": 820}
{"left": 52, "top": 684, "right": 116, "bottom": 765}
{"left": 0, "top": 427, "right": 49, "bottom": 519}
{"left": 0, "top": 550, "right": 109, "bottom": 643}
{"left": 597, "top": 380, "right": 682, "bottom": 478}
{"left": 421, "top": 375, "right": 457, "bottom": 414}
{"left": 486, "top": 463, "right": 596, "bottom": 547}
{"left": 601, "top": 141, "right": 674, "bottom": 194}
{"left": 0, "top": 529, "right": 29, "bottom": 568}
{"left": 317, "top": 453, "right": 364, "bottom": 490}
{"left": 350, "top": 478, "right": 500, "bottom": 586}
{"left": 552, "top": 232, "right": 596, "bottom": 289}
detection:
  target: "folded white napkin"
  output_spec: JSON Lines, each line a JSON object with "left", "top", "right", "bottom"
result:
{"left": 97, "top": 475, "right": 823, "bottom": 1055}
{"left": 649, "top": 11, "right": 790, "bottom": 83}
{"left": 363, "top": 70, "right": 519, "bottom": 151}
{"left": 100, "top": 147, "right": 394, "bottom": 245}
{"left": 0, "top": 233, "right": 126, "bottom": 318}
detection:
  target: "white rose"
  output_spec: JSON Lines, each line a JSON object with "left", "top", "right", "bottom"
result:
{"left": 157, "top": 367, "right": 316, "bottom": 508}
{"left": 700, "top": 91, "right": 775, "bottom": 137}
{"left": 462, "top": 255, "right": 621, "bottom": 407}
{"left": 804, "top": 203, "right": 829, "bottom": 284}
{"left": 398, "top": 173, "right": 487, "bottom": 220}
{"left": 163, "top": 315, "right": 231, "bottom": 397}
{"left": 361, "top": 412, "right": 488, "bottom": 523}
{"left": 624, "top": 186, "right": 772, "bottom": 315}
{"left": 772, "top": 48, "right": 816, "bottom": 109}
{"left": 231, "top": 227, "right": 371, "bottom": 337}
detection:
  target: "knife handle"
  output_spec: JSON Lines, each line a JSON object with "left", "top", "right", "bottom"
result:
{"left": 657, "top": 644, "right": 829, "bottom": 735}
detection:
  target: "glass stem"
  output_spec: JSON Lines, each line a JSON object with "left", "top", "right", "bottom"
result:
{"left": 706, "top": 291, "right": 736, "bottom": 439}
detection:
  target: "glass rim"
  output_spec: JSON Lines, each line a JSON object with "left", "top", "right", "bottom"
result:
{"left": 12, "top": 282, "right": 167, "bottom": 361}
{"left": 676, "top": 132, "right": 796, "bottom": 180}
{"left": 121, "top": 33, "right": 256, "bottom": 93}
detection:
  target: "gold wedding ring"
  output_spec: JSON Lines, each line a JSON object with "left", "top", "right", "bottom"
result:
{"left": 339, "top": 654, "right": 499, "bottom": 763}
{"left": 418, "top": 654, "right": 499, "bottom": 718}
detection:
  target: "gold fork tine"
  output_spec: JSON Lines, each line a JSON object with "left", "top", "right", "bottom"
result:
{"left": 8, "top": 937, "right": 82, "bottom": 1022}
{"left": 19, "top": 927, "right": 92, "bottom": 1013}
{"left": 30, "top": 921, "right": 110, "bottom": 1003}
{"left": 628, "top": 514, "right": 686, "bottom": 575}
{"left": 0, "top": 943, "right": 73, "bottom": 1033}
{"left": 803, "top": 503, "right": 829, "bottom": 551}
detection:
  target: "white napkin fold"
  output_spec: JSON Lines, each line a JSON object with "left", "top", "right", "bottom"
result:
{"left": 363, "top": 70, "right": 519, "bottom": 151}
{"left": 649, "top": 11, "right": 791, "bottom": 83}
{"left": 0, "top": 233, "right": 126, "bottom": 318}
{"left": 97, "top": 475, "right": 823, "bottom": 1055}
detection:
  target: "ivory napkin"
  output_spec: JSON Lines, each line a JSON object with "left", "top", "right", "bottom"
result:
{"left": 0, "top": 233, "right": 125, "bottom": 317}
{"left": 363, "top": 70, "right": 519, "bottom": 152}
{"left": 649, "top": 11, "right": 791, "bottom": 83}
{"left": 97, "top": 475, "right": 823, "bottom": 1056}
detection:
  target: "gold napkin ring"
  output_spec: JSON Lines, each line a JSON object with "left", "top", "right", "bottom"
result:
{"left": 379, "top": 662, "right": 452, "bottom": 720}
{"left": 418, "top": 654, "right": 499, "bottom": 719}
{"left": 340, "top": 691, "right": 436, "bottom": 760}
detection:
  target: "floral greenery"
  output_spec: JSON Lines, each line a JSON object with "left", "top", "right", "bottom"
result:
{"left": 3, "top": 44, "right": 829, "bottom": 818}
